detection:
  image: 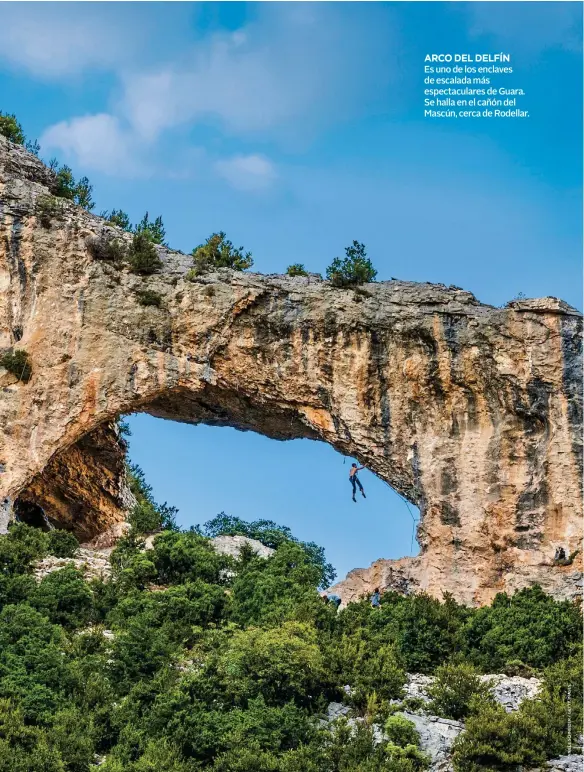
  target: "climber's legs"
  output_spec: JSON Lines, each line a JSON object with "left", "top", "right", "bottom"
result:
{"left": 355, "top": 477, "right": 366, "bottom": 498}
{"left": 351, "top": 476, "right": 365, "bottom": 501}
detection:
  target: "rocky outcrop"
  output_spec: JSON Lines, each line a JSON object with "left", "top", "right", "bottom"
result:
{"left": 33, "top": 547, "right": 111, "bottom": 582}
{"left": 0, "top": 136, "right": 582, "bottom": 605}
{"left": 401, "top": 672, "right": 542, "bottom": 713}
{"left": 210, "top": 534, "right": 275, "bottom": 560}
{"left": 397, "top": 711, "right": 463, "bottom": 772}
{"left": 326, "top": 674, "right": 579, "bottom": 772}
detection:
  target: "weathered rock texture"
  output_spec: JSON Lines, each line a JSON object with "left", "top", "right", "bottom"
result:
{"left": 210, "top": 534, "right": 275, "bottom": 560}
{"left": 401, "top": 672, "right": 542, "bottom": 713}
{"left": 0, "top": 137, "right": 582, "bottom": 605}
{"left": 33, "top": 548, "right": 111, "bottom": 582}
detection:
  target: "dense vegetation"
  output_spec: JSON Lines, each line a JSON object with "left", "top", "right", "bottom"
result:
{"left": 0, "top": 498, "right": 580, "bottom": 772}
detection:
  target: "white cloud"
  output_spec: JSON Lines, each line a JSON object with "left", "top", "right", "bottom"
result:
{"left": 0, "top": 5, "right": 139, "bottom": 79}
{"left": 23, "top": 5, "right": 397, "bottom": 178}
{"left": 119, "top": 5, "right": 396, "bottom": 142}
{"left": 215, "top": 154, "right": 276, "bottom": 191}
{"left": 40, "top": 114, "right": 139, "bottom": 175}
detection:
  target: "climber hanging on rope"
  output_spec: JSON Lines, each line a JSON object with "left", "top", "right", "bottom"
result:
{"left": 349, "top": 463, "right": 366, "bottom": 502}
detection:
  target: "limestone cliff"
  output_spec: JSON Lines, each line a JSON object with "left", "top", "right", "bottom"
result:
{"left": 0, "top": 136, "right": 581, "bottom": 605}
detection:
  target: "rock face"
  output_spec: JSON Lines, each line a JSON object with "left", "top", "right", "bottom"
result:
{"left": 33, "top": 547, "right": 111, "bottom": 582}
{"left": 210, "top": 534, "right": 275, "bottom": 560}
{"left": 401, "top": 672, "right": 542, "bottom": 713}
{"left": 0, "top": 137, "right": 582, "bottom": 605}
{"left": 398, "top": 711, "right": 464, "bottom": 772}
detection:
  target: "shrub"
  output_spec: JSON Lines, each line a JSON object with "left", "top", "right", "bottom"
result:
{"left": 384, "top": 715, "right": 420, "bottom": 747}
{"left": 31, "top": 565, "right": 93, "bottom": 629}
{"left": 152, "top": 530, "right": 228, "bottom": 585}
{"left": 0, "top": 522, "right": 48, "bottom": 574}
{"left": 216, "top": 622, "right": 329, "bottom": 708}
{"left": 135, "top": 212, "right": 167, "bottom": 246}
{"left": 451, "top": 696, "right": 566, "bottom": 771}
{"left": 136, "top": 289, "right": 162, "bottom": 308}
{"left": 427, "top": 663, "right": 492, "bottom": 720}
{"left": 326, "top": 241, "right": 377, "bottom": 287}
{"left": 101, "top": 209, "right": 132, "bottom": 231}
{"left": 53, "top": 165, "right": 74, "bottom": 199}
{"left": 347, "top": 641, "right": 406, "bottom": 707}
{"left": 286, "top": 264, "right": 308, "bottom": 277}
{"left": 0, "top": 349, "right": 32, "bottom": 382}
{"left": 459, "top": 585, "right": 582, "bottom": 671}
{"left": 52, "top": 164, "right": 94, "bottom": 210}
{"left": 87, "top": 234, "right": 128, "bottom": 263}
{"left": 191, "top": 232, "right": 253, "bottom": 276}
{"left": 128, "top": 233, "right": 163, "bottom": 275}
{"left": 0, "top": 112, "right": 25, "bottom": 144}
{"left": 46, "top": 530, "right": 79, "bottom": 559}
{"left": 128, "top": 500, "right": 165, "bottom": 534}
{"left": 36, "top": 194, "right": 64, "bottom": 228}
{"left": 393, "top": 592, "right": 465, "bottom": 673}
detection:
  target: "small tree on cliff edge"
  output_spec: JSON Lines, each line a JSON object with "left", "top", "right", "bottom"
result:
{"left": 0, "top": 112, "right": 25, "bottom": 145}
{"left": 326, "top": 241, "right": 377, "bottom": 287}
{"left": 190, "top": 232, "right": 253, "bottom": 276}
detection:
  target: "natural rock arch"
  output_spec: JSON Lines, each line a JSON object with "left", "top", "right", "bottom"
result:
{"left": 1, "top": 137, "right": 582, "bottom": 605}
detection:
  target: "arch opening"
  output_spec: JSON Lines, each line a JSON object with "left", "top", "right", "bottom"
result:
{"left": 14, "top": 405, "right": 421, "bottom": 582}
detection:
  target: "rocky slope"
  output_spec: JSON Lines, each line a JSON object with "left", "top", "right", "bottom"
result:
{"left": 0, "top": 136, "right": 582, "bottom": 605}
{"left": 325, "top": 674, "right": 582, "bottom": 772}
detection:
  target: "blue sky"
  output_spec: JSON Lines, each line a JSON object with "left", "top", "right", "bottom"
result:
{"left": 1, "top": 2, "right": 581, "bottom": 580}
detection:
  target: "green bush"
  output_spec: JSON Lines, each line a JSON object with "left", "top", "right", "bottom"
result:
{"left": 136, "top": 289, "right": 162, "bottom": 308}
{"left": 135, "top": 212, "right": 167, "bottom": 246}
{"left": 452, "top": 695, "right": 567, "bottom": 771}
{"left": 286, "top": 264, "right": 308, "bottom": 277}
{"left": 0, "top": 112, "right": 39, "bottom": 154}
{"left": 128, "top": 500, "right": 166, "bottom": 534}
{"left": 216, "top": 622, "right": 329, "bottom": 708}
{"left": 460, "top": 585, "right": 582, "bottom": 671}
{"left": 0, "top": 112, "right": 25, "bottom": 144}
{"left": 126, "top": 462, "right": 177, "bottom": 531}
{"left": 346, "top": 641, "right": 406, "bottom": 707}
{"left": 190, "top": 232, "right": 253, "bottom": 276}
{"left": 0, "top": 349, "right": 32, "bottom": 382}
{"left": 326, "top": 241, "right": 377, "bottom": 287}
{"left": 128, "top": 233, "right": 163, "bottom": 275}
{"left": 52, "top": 164, "right": 94, "bottom": 210}
{"left": 101, "top": 209, "right": 132, "bottom": 231}
{"left": 427, "top": 663, "right": 492, "bottom": 720}
{"left": 0, "top": 522, "right": 48, "bottom": 575}
{"left": 384, "top": 715, "right": 420, "bottom": 747}
{"left": 31, "top": 566, "right": 93, "bottom": 629}
{"left": 46, "top": 530, "right": 78, "bottom": 559}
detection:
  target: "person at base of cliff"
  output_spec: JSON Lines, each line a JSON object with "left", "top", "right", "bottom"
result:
{"left": 370, "top": 588, "right": 381, "bottom": 608}
{"left": 349, "top": 463, "right": 366, "bottom": 502}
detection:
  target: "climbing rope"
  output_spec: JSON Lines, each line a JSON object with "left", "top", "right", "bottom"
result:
{"left": 343, "top": 457, "right": 420, "bottom": 556}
